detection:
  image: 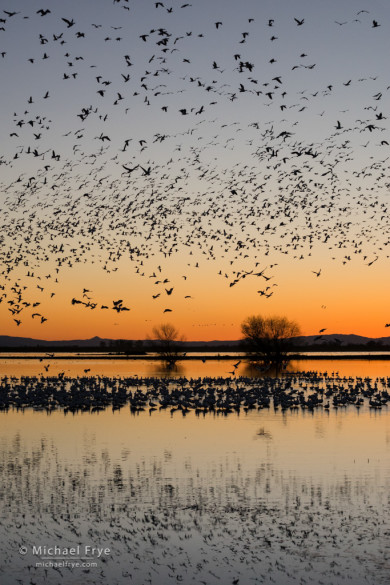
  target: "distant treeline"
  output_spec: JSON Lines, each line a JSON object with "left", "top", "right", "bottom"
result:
{"left": 294, "top": 341, "right": 390, "bottom": 352}
{"left": 0, "top": 339, "right": 389, "bottom": 353}
{"left": 0, "top": 340, "right": 146, "bottom": 354}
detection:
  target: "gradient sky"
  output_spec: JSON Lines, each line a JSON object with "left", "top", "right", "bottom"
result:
{"left": 0, "top": 0, "right": 389, "bottom": 340}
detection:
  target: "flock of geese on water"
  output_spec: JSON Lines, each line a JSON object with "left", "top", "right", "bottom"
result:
{"left": 0, "top": 1, "right": 389, "bottom": 331}
{"left": 0, "top": 372, "right": 389, "bottom": 413}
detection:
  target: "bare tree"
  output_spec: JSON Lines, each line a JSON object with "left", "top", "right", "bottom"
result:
{"left": 149, "top": 323, "right": 186, "bottom": 368}
{"left": 241, "top": 315, "right": 301, "bottom": 366}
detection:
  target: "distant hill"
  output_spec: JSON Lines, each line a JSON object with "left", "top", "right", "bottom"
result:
{"left": 179, "top": 339, "right": 242, "bottom": 348}
{"left": 0, "top": 335, "right": 113, "bottom": 348}
{"left": 0, "top": 334, "right": 389, "bottom": 350}
{"left": 293, "top": 334, "right": 390, "bottom": 347}
{"left": 0, "top": 335, "right": 241, "bottom": 349}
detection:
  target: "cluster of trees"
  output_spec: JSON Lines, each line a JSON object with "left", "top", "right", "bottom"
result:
{"left": 241, "top": 315, "right": 301, "bottom": 366}
{"left": 150, "top": 315, "right": 301, "bottom": 368}
{"left": 148, "top": 323, "right": 186, "bottom": 369}
{"left": 100, "top": 339, "right": 145, "bottom": 354}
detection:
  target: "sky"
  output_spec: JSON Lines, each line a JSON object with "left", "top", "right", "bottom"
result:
{"left": 0, "top": 0, "right": 389, "bottom": 341}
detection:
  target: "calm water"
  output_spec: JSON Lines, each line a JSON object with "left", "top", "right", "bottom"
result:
{"left": 0, "top": 359, "right": 390, "bottom": 584}
{"left": 1, "top": 354, "right": 390, "bottom": 378}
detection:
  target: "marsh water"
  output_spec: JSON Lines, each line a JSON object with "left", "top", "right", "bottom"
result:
{"left": 1, "top": 352, "right": 390, "bottom": 378}
{"left": 0, "top": 356, "right": 389, "bottom": 584}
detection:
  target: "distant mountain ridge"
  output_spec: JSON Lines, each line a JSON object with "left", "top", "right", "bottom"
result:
{"left": 294, "top": 334, "right": 390, "bottom": 346}
{"left": 0, "top": 334, "right": 390, "bottom": 349}
{"left": 0, "top": 335, "right": 112, "bottom": 348}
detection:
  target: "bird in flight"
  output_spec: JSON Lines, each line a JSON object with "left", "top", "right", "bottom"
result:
{"left": 61, "top": 17, "right": 75, "bottom": 27}
{"left": 122, "top": 164, "right": 138, "bottom": 174}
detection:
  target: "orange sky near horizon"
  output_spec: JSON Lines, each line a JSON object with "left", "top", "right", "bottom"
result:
{"left": 1, "top": 243, "right": 388, "bottom": 341}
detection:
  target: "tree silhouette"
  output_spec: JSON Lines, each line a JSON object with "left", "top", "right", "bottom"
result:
{"left": 241, "top": 315, "right": 301, "bottom": 366}
{"left": 149, "top": 323, "right": 186, "bottom": 368}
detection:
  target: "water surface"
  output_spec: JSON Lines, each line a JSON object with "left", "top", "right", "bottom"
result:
{"left": 0, "top": 362, "right": 389, "bottom": 584}
{"left": 1, "top": 354, "right": 390, "bottom": 378}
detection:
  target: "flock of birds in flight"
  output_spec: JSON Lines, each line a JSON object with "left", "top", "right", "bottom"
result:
{"left": 0, "top": 0, "right": 389, "bottom": 333}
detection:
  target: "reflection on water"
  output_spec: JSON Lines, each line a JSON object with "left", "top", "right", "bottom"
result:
{"left": 1, "top": 406, "right": 390, "bottom": 585}
{"left": 1, "top": 356, "right": 390, "bottom": 378}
